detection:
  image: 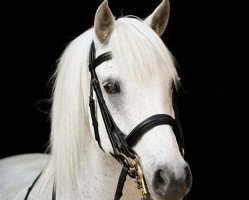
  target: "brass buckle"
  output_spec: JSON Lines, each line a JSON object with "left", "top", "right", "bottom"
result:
{"left": 135, "top": 160, "right": 149, "bottom": 199}
{"left": 118, "top": 154, "right": 149, "bottom": 200}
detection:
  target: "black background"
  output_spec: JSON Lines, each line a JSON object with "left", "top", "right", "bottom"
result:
{"left": 0, "top": 0, "right": 240, "bottom": 199}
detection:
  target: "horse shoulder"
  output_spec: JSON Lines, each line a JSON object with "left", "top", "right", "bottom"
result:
{"left": 0, "top": 153, "right": 49, "bottom": 200}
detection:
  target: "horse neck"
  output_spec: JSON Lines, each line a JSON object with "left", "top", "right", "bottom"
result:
{"left": 37, "top": 131, "right": 141, "bottom": 199}
{"left": 76, "top": 132, "right": 122, "bottom": 199}
{"left": 76, "top": 132, "right": 141, "bottom": 200}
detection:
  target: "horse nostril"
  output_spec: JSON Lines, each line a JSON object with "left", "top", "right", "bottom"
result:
{"left": 153, "top": 169, "right": 169, "bottom": 195}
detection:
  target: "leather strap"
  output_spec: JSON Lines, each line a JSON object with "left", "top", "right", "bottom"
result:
{"left": 89, "top": 42, "right": 135, "bottom": 158}
{"left": 126, "top": 114, "right": 178, "bottom": 147}
{"left": 89, "top": 84, "right": 103, "bottom": 150}
{"left": 172, "top": 89, "right": 185, "bottom": 151}
{"left": 114, "top": 166, "right": 129, "bottom": 200}
{"left": 88, "top": 42, "right": 112, "bottom": 151}
{"left": 24, "top": 172, "right": 56, "bottom": 200}
{"left": 24, "top": 172, "right": 42, "bottom": 200}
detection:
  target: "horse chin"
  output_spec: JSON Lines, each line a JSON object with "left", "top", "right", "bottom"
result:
{"left": 151, "top": 196, "right": 185, "bottom": 200}
{"left": 149, "top": 191, "right": 188, "bottom": 200}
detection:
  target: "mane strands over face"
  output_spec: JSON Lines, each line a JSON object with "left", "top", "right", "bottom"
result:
{"left": 48, "top": 30, "right": 95, "bottom": 199}
{"left": 108, "top": 17, "right": 179, "bottom": 87}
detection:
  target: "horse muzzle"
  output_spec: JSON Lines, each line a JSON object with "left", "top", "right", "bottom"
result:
{"left": 152, "top": 162, "right": 192, "bottom": 200}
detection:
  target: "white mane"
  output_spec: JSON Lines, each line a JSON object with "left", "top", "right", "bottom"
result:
{"left": 37, "top": 17, "right": 179, "bottom": 199}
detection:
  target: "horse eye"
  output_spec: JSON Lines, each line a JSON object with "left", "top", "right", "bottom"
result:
{"left": 103, "top": 82, "right": 120, "bottom": 94}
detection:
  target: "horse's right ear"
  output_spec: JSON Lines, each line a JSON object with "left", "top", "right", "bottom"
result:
{"left": 94, "top": 0, "right": 115, "bottom": 44}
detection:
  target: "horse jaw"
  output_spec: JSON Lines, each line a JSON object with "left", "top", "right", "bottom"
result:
{"left": 76, "top": 131, "right": 142, "bottom": 199}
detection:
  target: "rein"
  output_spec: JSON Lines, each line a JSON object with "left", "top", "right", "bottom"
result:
{"left": 24, "top": 41, "right": 184, "bottom": 200}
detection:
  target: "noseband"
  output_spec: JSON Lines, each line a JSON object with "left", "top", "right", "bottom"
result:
{"left": 24, "top": 41, "right": 185, "bottom": 200}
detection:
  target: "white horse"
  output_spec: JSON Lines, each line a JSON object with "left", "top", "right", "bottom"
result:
{"left": 0, "top": 0, "right": 192, "bottom": 199}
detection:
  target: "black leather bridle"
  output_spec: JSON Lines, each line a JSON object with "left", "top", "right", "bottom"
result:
{"left": 24, "top": 41, "right": 185, "bottom": 200}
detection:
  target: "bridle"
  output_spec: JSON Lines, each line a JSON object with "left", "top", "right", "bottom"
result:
{"left": 24, "top": 41, "right": 185, "bottom": 200}
{"left": 88, "top": 41, "right": 185, "bottom": 200}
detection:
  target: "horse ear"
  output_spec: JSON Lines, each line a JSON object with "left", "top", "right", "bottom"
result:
{"left": 144, "top": 0, "right": 170, "bottom": 36}
{"left": 94, "top": 0, "right": 115, "bottom": 44}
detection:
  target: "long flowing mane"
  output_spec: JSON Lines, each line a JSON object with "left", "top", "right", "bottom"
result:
{"left": 37, "top": 17, "right": 179, "bottom": 199}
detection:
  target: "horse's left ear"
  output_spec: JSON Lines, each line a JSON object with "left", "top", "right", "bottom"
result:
{"left": 144, "top": 0, "right": 170, "bottom": 36}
